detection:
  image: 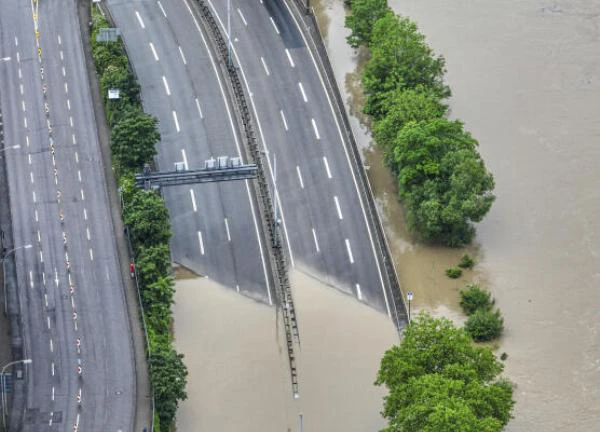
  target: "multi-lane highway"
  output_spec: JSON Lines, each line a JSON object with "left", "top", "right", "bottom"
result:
{"left": 202, "top": 0, "right": 392, "bottom": 314}
{"left": 0, "top": 0, "right": 135, "bottom": 430}
{"left": 106, "top": 0, "right": 274, "bottom": 304}
{"left": 106, "top": 0, "right": 392, "bottom": 314}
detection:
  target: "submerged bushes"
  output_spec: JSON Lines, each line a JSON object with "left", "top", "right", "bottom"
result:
{"left": 346, "top": 0, "right": 494, "bottom": 246}
{"left": 91, "top": 7, "right": 187, "bottom": 430}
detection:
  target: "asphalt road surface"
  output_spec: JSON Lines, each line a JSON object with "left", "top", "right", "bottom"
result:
{"left": 106, "top": 0, "right": 274, "bottom": 304}
{"left": 202, "top": 0, "right": 392, "bottom": 314}
{"left": 106, "top": 0, "right": 391, "bottom": 315}
{"left": 0, "top": 0, "right": 135, "bottom": 430}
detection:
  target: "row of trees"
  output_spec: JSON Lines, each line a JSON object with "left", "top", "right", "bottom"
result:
{"left": 376, "top": 314, "right": 514, "bottom": 431}
{"left": 91, "top": 8, "right": 187, "bottom": 431}
{"left": 346, "top": 0, "right": 495, "bottom": 246}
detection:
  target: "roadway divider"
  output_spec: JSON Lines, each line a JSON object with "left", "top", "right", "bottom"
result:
{"left": 286, "top": 0, "right": 408, "bottom": 331}
{"left": 192, "top": 0, "right": 301, "bottom": 397}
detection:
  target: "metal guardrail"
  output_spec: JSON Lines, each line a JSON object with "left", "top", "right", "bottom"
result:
{"left": 193, "top": 0, "right": 301, "bottom": 396}
{"left": 287, "top": 0, "right": 408, "bottom": 331}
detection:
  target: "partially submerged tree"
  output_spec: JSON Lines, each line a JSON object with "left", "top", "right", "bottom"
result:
{"left": 376, "top": 314, "right": 514, "bottom": 431}
{"left": 345, "top": 0, "right": 389, "bottom": 48}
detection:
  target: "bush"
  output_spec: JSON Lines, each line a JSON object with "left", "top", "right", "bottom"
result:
{"left": 445, "top": 267, "right": 462, "bottom": 279}
{"left": 460, "top": 284, "right": 493, "bottom": 315}
{"left": 458, "top": 253, "right": 475, "bottom": 269}
{"left": 465, "top": 309, "right": 504, "bottom": 342}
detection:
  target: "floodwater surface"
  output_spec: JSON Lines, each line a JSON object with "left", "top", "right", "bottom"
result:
{"left": 313, "top": 0, "right": 600, "bottom": 430}
{"left": 174, "top": 269, "right": 398, "bottom": 431}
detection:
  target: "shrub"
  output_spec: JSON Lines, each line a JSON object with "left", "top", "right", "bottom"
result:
{"left": 445, "top": 267, "right": 462, "bottom": 279}
{"left": 458, "top": 253, "right": 475, "bottom": 269}
{"left": 459, "top": 284, "right": 493, "bottom": 315}
{"left": 465, "top": 309, "right": 504, "bottom": 342}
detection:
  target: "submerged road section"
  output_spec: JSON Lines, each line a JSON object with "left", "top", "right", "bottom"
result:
{"left": 0, "top": 0, "right": 135, "bottom": 430}
{"left": 105, "top": 0, "right": 274, "bottom": 304}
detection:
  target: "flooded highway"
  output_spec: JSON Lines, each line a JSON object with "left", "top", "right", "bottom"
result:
{"left": 174, "top": 270, "right": 397, "bottom": 431}
{"left": 313, "top": 0, "right": 600, "bottom": 430}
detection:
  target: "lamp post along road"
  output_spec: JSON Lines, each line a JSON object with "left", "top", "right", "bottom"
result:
{"left": 407, "top": 291, "right": 414, "bottom": 323}
{"left": 2, "top": 244, "right": 32, "bottom": 315}
{"left": 1, "top": 359, "right": 32, "bottom": 430}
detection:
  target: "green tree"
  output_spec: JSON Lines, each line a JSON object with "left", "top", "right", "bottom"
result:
{"left": 137, "top": 244, "right": 172, "bottom": 288}
{"left": 110, "top": 108, "right": 160, "bottom": 172}
{"left": 100, "top": 64, "right": 140, "bottom": 105}
{"left": 362, "top": 12, "right": 450, "bottom": 118}
{"left": 460, "top": 284, "right": 493, "bottom": 315}
{"left": 376, "top": 314, "right": 514, "bottom": 431}
{"left": 123, "top": 189, "right": 171, "bottom": 250}
{"left": 143, "top": 276, "right": 175, "bottom": 335}
{"left": 345, "top": 0, "right": 389, "bottom": 48}
{"left": 464, "top": 309, "right": 504, "bottom": 342}
{"left": 373, "top": 86, "right": 448, "bottom": 156}
{"left": 389, "top": 119, "right": 495, "bottom": 246}
{"left": 149, "top": 344, "right": 188, "bottom": 430}
{"left": 377, "top": 314, "right": 502, "bottom": 387}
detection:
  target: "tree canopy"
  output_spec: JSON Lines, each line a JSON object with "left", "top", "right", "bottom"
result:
{"left": 123, "top": 189, "right": 171, "bottom": 250}
{"left": 150, "top": 344, "right": 188, "bottom": 429}
{"left": 388, "top": 119, "right": 495, "bottom": 246}
{"left": 376, "top": 314, "right": 514, "bottom": 432}
{"left": 110, "top": 108, "right": 160, "bottom": 172}
{"left": 362, "top": 12, "right": 450, "bottom": 118}
{"left": 373, "top": 86, "right": 448, "bottom": 156}
{"left": 345, "top": 0, "right": 389, "bottom": 48}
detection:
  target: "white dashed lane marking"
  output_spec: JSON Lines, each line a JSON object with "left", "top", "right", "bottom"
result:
{"left": 149, "top": 42, "right": 159, "bottom": 61}
{"left": 135, "top": 10, "right": 146, "bottom": 28}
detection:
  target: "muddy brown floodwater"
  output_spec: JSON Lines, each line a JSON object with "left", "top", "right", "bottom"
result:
{"left": 174, "top": 269, "right": 398, "bottom": 431}
{"left": 313, "top": 0, "right": 600, "bottom": 430}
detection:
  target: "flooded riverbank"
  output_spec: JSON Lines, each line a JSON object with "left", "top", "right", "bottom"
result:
{"left": 174, "top": 269, "right": 398, "bottom": 431}
{"left": 312, "top": 0, "right": 600, "bottom": 430}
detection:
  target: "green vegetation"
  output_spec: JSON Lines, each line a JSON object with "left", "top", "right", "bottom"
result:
{"left": 445, "top": 267, "right": 462, "bottom": 279}
{"left": 345, "top": 0, "right": 389, "bottom": 48}
{"left": 90, "top": 7, "right": 186, "bottom": 430}
{"left": 388, "top": 119, "right": 495, "bottom": 246}
{"left": 459, "top": 284, "right": 504, "bottom": 341}
{"left": 376, "top": 314, "right": 514, "bottom": 431}
{"left": 362, "top": 12, "right": 450, "bottom": 118}
{"left": 458, "top": 253, "right": 476, "bottom": 269}
{"left": 465, "top": 309, "right": 504, "bottom": 342}
{"left": 345, "top": 2, "right": 494, "bottom": 247}
{"left": 460, "top": 284, "right": 493, "bottom": 315}
{"left": 110, "top": 108, "right": 159, "bottom": 174}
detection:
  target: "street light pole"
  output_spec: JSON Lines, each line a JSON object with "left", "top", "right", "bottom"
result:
{"left": 2, "top": 244, "right": 32, "bottom": 315}
{"left": 407, "top": 291, "right": 414, "bottom": 323}
{"left": 1, "top": 359, "right": 32, "bottom": 430}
